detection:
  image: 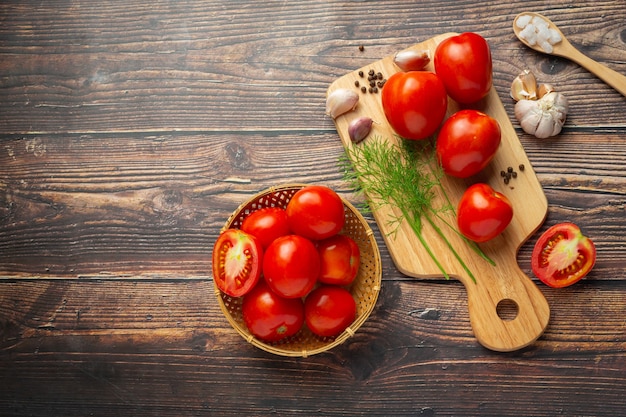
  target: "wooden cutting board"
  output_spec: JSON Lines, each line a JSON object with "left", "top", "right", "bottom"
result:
{"left": 328, "top": 33, "right": 550, "bottom": 352}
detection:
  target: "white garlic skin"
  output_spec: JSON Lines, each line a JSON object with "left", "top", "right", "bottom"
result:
{"left": 393, "top": 49, "right": 430, "bottom": 72}
{"left": 326, "top": 88, "right": 359, "bottom": 119}
{"left": 515, "top": 92, "right": 568, "bottom": 138}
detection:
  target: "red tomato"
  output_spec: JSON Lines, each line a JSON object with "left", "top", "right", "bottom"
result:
{"left": 531, "top": 222, "right": 596, "bottom": 288}
{"left": 304, "top": 286, "right": 356, "bottom": 338}
{"left": 381, "top": 71, "right": 448, "bottom": 140}
{"left": 241, "top": 207, "right": 290, "bottom": 249}
{"left": 212, "top": 229, "right": 263, "bottom": 297}
{"left": 434, "top": 32, "right": 493, "bottom": 104}
{"left": 436, "top": 109, "right": 501, "bottom": 178}
{"left": 457, "top": 183, "right": 513, "bottom": 242}
{"left": 263, "top": 235, "right": 320, "bottom": 298}
{"left": 286, "top": 185, "right": 345, "bottom": 241}
{"left": 242, "top": 280, "right": 305, "bottom": 342}
{"left": 317, "top": 234, "right": 360, "bottom": 286}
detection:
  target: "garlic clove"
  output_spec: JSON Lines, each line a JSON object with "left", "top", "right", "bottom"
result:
{"left": 537, "top": 83, "right": 555, "bottom": 98}
{"left": 348, "top": 116, "right": 374, "bottom": 144}
{"left": 326, "top": 88, "right": 359, "bottom": 119}
{"left": 393, "top": 49, "right": 430, "bottom": 72}
{"left": 510, "top": 70, "right": 538, "bottom": 101}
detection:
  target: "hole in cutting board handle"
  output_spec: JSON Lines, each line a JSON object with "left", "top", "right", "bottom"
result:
{"left": 496, "top": 298, "right": 519, "bottom": 321}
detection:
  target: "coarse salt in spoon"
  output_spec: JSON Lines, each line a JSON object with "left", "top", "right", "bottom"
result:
{"left": 513, "top": 12, "right": 626, "bottom": 97}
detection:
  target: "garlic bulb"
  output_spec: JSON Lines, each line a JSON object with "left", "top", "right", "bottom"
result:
{"left": 514, "top": 92, "right": 568, "bottom": 138}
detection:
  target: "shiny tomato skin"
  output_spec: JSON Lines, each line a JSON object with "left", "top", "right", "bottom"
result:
{"left": 436, "top": 109, "right": 501, "bottom": 178}
{"left": 457, "top": 183, "right": 513, "bottom": 243}
{"left": 304, "top": 285, "right": 356, "bottom": 338}
{"left": 212, "top": 229, "right": 263, "bottom": 297}
{"left": 242, "top": 280, "right": 305, "bottom": 342}
{"left": 263, "top": 235, "right": 320, "bottom": 298}
{"left": 531, "top": 222, "right": 596, "bottom": 288}
{"left": 317, "top": 234, "right": 360, "bottom": 286}
{"left": 381, "top": 71, "right": 448, "bottom": 140}
{"left": 286, "top": 185, "right": 345, "bottom": 241}
{"left": 434, "top": 32, "right": 493, "bottom": 104}
{"left": 241, "top": 207, "right": 290, "bottom": 249}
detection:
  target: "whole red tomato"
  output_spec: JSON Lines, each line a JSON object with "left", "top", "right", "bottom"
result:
{"left": 286, "top": 185, "right": 345, "bottom": 241}
{"left": 241, "top": 207, "right": 290, "bottom": 249}
{"left": 434, "top": 32, "right": 493, "bottom": 104}
{"left": 304, "top": 285, "right": 356, "bottom": 338}
{"left": 531, "top": 222, "right": 596, "bottom": 288}
{"left": 457, "top": 183, "right": 513, "bottom": 242}
{"left": 242, "top": 280, "right": 305, "bottom": 342}
{"left": 436, "top": 109, "right": 501, "bottom": 178}
{"left": 212, "top": 229, "right": 263, "bottom": 297}
{"left": 381, "top": 71, "right": 448, "bottom": 140}
{"left": 317, "top": 234, "right": 360, "bottom": 286}
{"left": 263, "top": 235, "right": 320, "bottom": 298}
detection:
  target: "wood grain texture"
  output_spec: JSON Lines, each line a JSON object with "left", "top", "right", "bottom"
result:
{"left": 1, "top": 0, "right": 625, "bottom": 415}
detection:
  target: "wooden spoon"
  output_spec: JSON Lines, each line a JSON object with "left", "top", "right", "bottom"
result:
{"left": 513, "top": 12, "right": 626, "bottom": 97}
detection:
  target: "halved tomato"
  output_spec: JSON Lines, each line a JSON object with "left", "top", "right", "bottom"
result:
{"left": 212, "top": 229, "right": 263, "bottom": 297}
{"left": 531, "top": 222, "right": 596, "bottom": 288}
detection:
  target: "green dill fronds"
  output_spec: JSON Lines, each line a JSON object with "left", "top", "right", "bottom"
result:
{"left": 341, "top": 136, "right": 495, "bottom": 282}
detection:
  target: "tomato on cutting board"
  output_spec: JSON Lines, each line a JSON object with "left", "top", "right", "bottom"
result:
{"left": 381, "top": 71, "right": 448, "bottom": 140}
{"left": 436, "top": 109, "right": 501, "bottom": 178}
{"left": 434, "top": 32, "right": 493, "bottom": 104}
{"left": 457, "top": 183, "right": 513, "bottom": 243}
{"left": 531, "top": 222, "right": 596, "bottom": 288}
{"left": 212, "top": 229, "right": 263, "bottom": 297}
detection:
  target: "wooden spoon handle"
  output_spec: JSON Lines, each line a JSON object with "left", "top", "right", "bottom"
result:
{"left": 462, "top": 264, "right": 550, "bottom": 352}
{"left": 568, "top": 48, "right": 626, "bottom": 97}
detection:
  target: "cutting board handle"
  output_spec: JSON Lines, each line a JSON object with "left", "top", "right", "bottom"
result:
{"left": 461, "top": 264, "right": 550, "bottom": 352}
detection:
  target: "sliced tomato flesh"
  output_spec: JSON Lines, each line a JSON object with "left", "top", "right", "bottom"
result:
{"left": 531, "top": 222, "right": 596, "bottom": 288}
{"left": 212, "top": 229, "right": 263, "bottom": 297}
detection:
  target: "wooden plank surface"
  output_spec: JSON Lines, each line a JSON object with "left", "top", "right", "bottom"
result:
{"left": 1, "top": 0, "right": 625, "bottom": 416}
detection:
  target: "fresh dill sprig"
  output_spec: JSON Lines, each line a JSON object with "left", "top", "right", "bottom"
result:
{"left": 340, "top": 136, "right": 494, "bottom": 283}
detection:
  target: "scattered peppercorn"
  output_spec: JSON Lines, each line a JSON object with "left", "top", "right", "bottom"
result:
{"left": 507, "top": 166, "right": 514, "bottom": 173}
{"left": 359, "top": 45, "right": 365, "bottom": 52}
{"left": 358, "top": 70, "right": 364, "bottom": 77}
{"left": 361, "top": 86, "right": 367, "bottom": 93}
{"left": 519, "top": 164, "right": 525, "bottom": 171}
{"left": 354, "top": 80, "right": 360, "bottom": 87}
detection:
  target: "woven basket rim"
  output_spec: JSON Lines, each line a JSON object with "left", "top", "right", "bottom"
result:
{"left": 214, "top": 183, "right": 382, "bottom": 357}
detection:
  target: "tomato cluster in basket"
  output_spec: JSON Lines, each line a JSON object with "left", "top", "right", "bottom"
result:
{"left": 212, "top": 185, "right": 360, "bottom": 342}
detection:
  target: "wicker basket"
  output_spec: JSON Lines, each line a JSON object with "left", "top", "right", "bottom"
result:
{"left": 214, "top": 183, "right": 382, "bottom": 357}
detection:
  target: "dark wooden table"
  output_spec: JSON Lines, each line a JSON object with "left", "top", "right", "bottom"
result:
{"left": 1, "top": 1, "right": 625, "bottom": 416}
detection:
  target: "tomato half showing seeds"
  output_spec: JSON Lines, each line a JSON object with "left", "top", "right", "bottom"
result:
{"left": 263, "top": 235, "right": 321, "bottom": 299}
{"left": 241, "top": 207, "right": 291, "bottom": 249}
{"left": 242, "top": 280, "right": 305, "bottom": 342}
{"left": 457, "top": 183, "right": 513, "bottom": 243}
{"left": 434, "top": 32, "right": 493, "bottom": 104}
{"left": 286, "top": 185, "right": 345, "bottom": 241}
{"left": 212, "top": 229, "right": 263, "bottom": 297}
{"left": 317, "top": 234, "right": 360, "bottom": 286}
{"left": 531, "top": 222, "right": 596, "bottom": 288}
{"left": 436, "top": 109, "right": 501, "bottom": 178}
{"left": 304, "top": 285, "right": 357, "bottom": 338}
{"left": 381, "top": 71, "right": 448, "bottom": 140}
